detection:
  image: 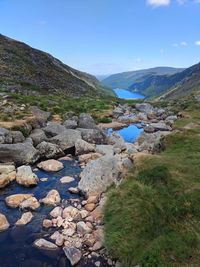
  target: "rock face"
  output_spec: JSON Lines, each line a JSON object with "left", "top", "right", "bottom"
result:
{"left": 0, "top": 164, "right": 16, "bottom": 188}
{"left": 78, "top": 129, "right": 107, "bottom": 144}
{"left": 78, "top": 113, "right": 98, "bottom": 129}
{"left": 0, "top": 143, "right": 39, "bottom": 166}
{"left": 43, "top": 122, "right": 66, "bottom": 137}
{"left": 5, "top": 194, "right": 33, "bottom": 208}
{"left": 15, "top": 212, "right": 33, "bottom": 225}
{"left": 36, "top": 141, "right": 64, "bottom": 159}
{"left": 34, "top": 239, "right": 58, "bottom": 250}
{"left": 50, "top": 130, "right": 82, "bottom": 150}
{"left": 41, "top": 190, "right": 61, "bottom": 206}
{"left": 75, "top": 139, "right": 95, "bottom": 155}
{"left": 29, "top": 129, "right": 47, "bottom": 146}
{"left": 78, "top": 155, "right": 123, "bottom": 195}
{"left": 16, "top": 165, "right": 38, "bottom": 186}
{"left": 0, "top": 213, "right": 9, "bottom": 232}
{"left": 37, "top": 159, "right": 64, "bottom": 172}
{"left": 63, "top": 247, "right": 82, "bottom": 266}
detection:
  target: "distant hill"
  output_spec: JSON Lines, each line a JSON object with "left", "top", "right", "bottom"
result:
{"left": 101, "top": 67, "right": 184, "bottom": 89}
{"left": 129, "top": 62, "right": 200, "bottom": 99}
{"left": 0, "top": 34, "right": 113, "bottom": 97}
{"left": 96, "top": 75, "right": 110, "bottom": 81}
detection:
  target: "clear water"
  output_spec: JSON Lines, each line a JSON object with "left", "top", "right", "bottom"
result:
{"left": 108, "top": 124, "right": 143, "bottom": 143}
{"left": 114, "top": 88, "right": 145, "bottom": 99}
{"left": 0, "top": 159, "right": 107, "bottom": 267}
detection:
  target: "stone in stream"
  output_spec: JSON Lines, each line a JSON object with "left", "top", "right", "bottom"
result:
{"left": 75, "top": 139, "right": 95, "bottom": 155}
{"left": 34, "top": 238, "right": 59, "bottom": 250}
{"left": 37, "top": 159, "right": 64, "bottom": 172}
{"left": 41, "top": 189, "right": 61, "bottom": 206}
{"left": 60, "top": 176, "right": 75, "bottom": 184}
{"left": 0, "top": 213, "right": 10, "bottom": 232}
{"left": 16, "top": 165, "right": 38, "bottom": 187}
{"left": 50, "top": 206, "right": 63, "bottom": 218}
{"left": 19, "top": 197, "right": 40, "bottom": 211}
{"left": 15, "top": 212, "right": 33, "bottom": 225}
{"left": 63, "top": 247, "right": 82, "bottom": 266}
{"left": 5, "top": 194, "right": 33, "bottom": 208}
{"left": 0, "top": 164, "right": 16, "bottom": 188}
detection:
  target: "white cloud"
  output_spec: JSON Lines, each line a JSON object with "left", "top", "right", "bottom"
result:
{"left": 180, "top": 41, "right": 187, "bottom": 46}
{"left": 147, "top": 0, "right": 171, "bottom": 7}
{"left": 195, "top": 41, "right": 200, "bottom": 46}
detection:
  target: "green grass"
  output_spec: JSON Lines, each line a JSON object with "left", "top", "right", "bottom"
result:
{"left": 104, "top": 99, "right": 200, "bottom": 267}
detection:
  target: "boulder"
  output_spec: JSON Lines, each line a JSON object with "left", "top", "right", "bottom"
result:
{"left": 36, "top": 141, "right": 64, "bottom": 159}
{"left": 29, "top": 129, "right": 47, "bottom": 146}
{"left": 78, "top": 128, "right": 107, "bottom": 144}
{"left": 108, "top": 132, "right": 126, "bottom": 153}
{"left": 5, "top": 194, "right": 33, "bottom": 208}
{"left": 112, "top": 106, "right": 125, "bottom": 119}
{"left": 34, "top": 239, "right": 58, "bottom": 250}
{"left": 144, "top": 125, "right": 155, "bottom": 133}
{"left": 78, "top": 155, "right": 123, "bottom": 195}
{"left": 0, "top": 128, "right": 9, "bottom": 144}
{"left": 16, "top": 165, "right": 38, "bottom": 187}
{"left": 95, "top": 145, "right": 114, "bottom": 156}
{"left": 0, "top": 213, "right": 9, "bottom": 232}
{"left": 0, "top": 143, "right": 39, "bottom": 166}
{"left": 20, "top": 197, "right": 40, "bottom": 210}
{"left": 75, "top": 139, "right": 95, "bottom": 155}
{"left": 15, "top": 212, "right": 33, "bottom": 225}
{"left": 37, "top": 159, "right": 64, "bottom": 172}
{"left": 4, "top": 131, "right": 25, "bottom": 144}
{"left": 0, "top": 164, "right": 16, "bottom": 189}
{"left": 63, "top": 120, "right": 77, "bottom": 129}
{"left": 30, "top": 106, "right": 51, "bottom": 128}
{"left": 135, "top": 103, "right": 154, "bottom": 113}
{"left": 150, "top": 122, "right": 172, "bottom": 131}
{"left": 78, "top": 113, "right": 98, "bottom": 129}
{"left": 50, "top": 129, "right": 82, "bottom": 150}
{"left": 78, "top": 153, "right": 102, "bottom": 164}
{"left": 63, "top": 247, "right": 82, "bottom": 266}
{"left": 43, "top": 122, "right": 66, "bottom": 137}
{"left": 41, "top": 190, "right": 61, "bottom": 206}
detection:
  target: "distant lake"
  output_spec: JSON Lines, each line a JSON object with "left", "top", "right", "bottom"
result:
{"left": 114, "top": 88, "right": 145, "bottom": 99}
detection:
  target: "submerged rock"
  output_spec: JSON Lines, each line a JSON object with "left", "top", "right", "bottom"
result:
{"left": 34, "top": 238, "right": 58, "bottom": 250}
{"left": 0, "top": 213, "right": 10, "bottom": 232}
{"left": 63, "top": 247, "right": 82, "bottom": 266}
{"left": 37, "top": 159, "right": 64, "bottom": 172}
{"left": 0, "top": 164, "right": 16, "bottom": 188}
{"left": 15, "top": 212, "right": 33, "bottom": 225}
{"left": 16, "top": 165, "right": 38, "bottom": 187}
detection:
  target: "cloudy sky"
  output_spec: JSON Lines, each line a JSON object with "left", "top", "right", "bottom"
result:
{"left": 0, "top": 0, "right": 200, "bottom": 75}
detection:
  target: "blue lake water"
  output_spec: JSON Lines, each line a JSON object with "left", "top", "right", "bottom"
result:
{"left": 108, "top": 124, "right": 143, "bottom": 143}
{"left": 114, "top": 88, "right": 145, "bottom": 100}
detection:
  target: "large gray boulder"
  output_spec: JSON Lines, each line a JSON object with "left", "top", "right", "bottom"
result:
{"left": 78, "top": 128, "right": 107, "bottom": 144}
{"left": 16, "top": 165, "right": 38, "bottom": 187}
{"left": 29, "top": 129, "right": 47, "bottom": 146}
{"left": 78, "top": 113, "right": 98, "bottom": 129}
{"left": 43, "top": 122, "right": 66, "bottom": 137}
{"left": 50, "top": 130, "right": 82, "bottom": 150}
{"left": 112, "top": 106, "right": 125, "bottom": 119}
{"left": 108, "top": 132, "right": 126, "bottom": 153}
{"left": 0, "top": 128, "right": 9, "bottom": 144}
{"left": 75, "top": 139, "right": 95, "bottom": 155}
{"left": 0, "top": 143, "right": 39, "bottom": 166}
{"left": 78, "top": 155, "right": 123, "bottom": 195}
{"left": 150, "top": 122, "right": 172, "bottom": 131}
{"left": 135, "top": 103, "right": 154, "bottom": 113}
{"left": 36, "top": 141, "right": 64, "bottom": 159}
{"left": 0, "top": 129, "right": 25, "bottom": 144}
{"left": 30, "top": 106, "right": 51, "bottom": 129}
{"left": 63, "top": 120, "right": 77, "bottom": 129}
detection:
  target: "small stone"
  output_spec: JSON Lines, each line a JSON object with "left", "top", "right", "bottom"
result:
{"left": 107, "top": 258, "right": 113, "bottom": 266}
{"left": 68, "top": 187, "right": 79, "bottom": 194}
{"left": 62, "top": 206, "right": 80, "bottom": 221}
{"left": 20, "top": 197, "right": 40, "bottom": 211}
{"left": 16, "top": 212, "right": 33, "bottom": 225}
{"left": 55, "top": 234, "right": 64, "bottom": 246}
{"left": 79, "top": 210, "right": 89, "bottom": 219}
{"left": 85, "top": 203, "right": 96, "bottom": 212}
{"left": 62, "top": 222, "right": 76, "bottom": 236}
{"left": 34, "top": 238, "right": 58, "bottom": 250}
{"left": 50, "top": 206, "right": 63, "bottom": 218}
{"left": 63, "top": 247, "right": 82, "bottom": 266}
{"left": 40, "top": 178, "right": 48, "bottom": 182}
{"left": 90, "top": 241, "right": 103, "bottom": 251}
{"left": 50, "top": 231, "right": 60, "bottom": 240}
{"left": 41, "top": 190, "right": 61, "bottom": 206}
{"left": 87, "top": 194, "right": 99, "bottom": 204}
{"left": 0, "top": 213, "right": 9, "bottom": 232}
{"left": 16, "top": 165, "right": 38, "bottom": 187}
{"left": 77, "top": 221, "right": 92, "bottom": 235}
{"left": 60, "top": 176, "right": 75, "bottom": 184}
{"left": 43, "top": 219, "right": 53, "bottom": 228}
{"left": 95, "top": 261, "right": 101, "bottom": 267}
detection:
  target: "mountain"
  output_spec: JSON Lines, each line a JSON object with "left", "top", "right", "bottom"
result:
{"left": 101, "top": 67, "right": 184, "bottom": 89}
{"left": 129, "top": 62, "right": 200, "bottom": 99}
{"left": 0, "top": 34, "right": 113, "bottom": 97}
{"left": 96, "top": 75, "right": 110, "bottom": 81}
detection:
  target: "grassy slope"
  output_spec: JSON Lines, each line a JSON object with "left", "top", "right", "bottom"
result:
{"left": 104, "top": 98, "right": 200, "bottom": 267}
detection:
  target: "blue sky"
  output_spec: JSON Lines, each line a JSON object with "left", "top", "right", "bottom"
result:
{"left": 0, "top": 0, "right": 200, "bottom": 75}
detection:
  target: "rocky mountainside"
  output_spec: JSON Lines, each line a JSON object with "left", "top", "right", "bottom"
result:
{"left": 0, "top": 34, "right": 113, "bottom": 97}
{"left": 101, "top": 67, "right": 184, "bottom": 89}
{"left": 129, "top": 62, "right": 200, "bottom": 99}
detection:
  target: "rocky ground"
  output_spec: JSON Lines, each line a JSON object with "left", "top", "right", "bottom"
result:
{"left": 0, "top": 101, "right": 178, "bottom": 266}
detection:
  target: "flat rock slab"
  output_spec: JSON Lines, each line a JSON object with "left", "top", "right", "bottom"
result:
{"left": 5, "top": 194, "right": 33, "bottom": 208}
{"left": 63, "top": 247, "right": 82, "bottom": 266}
{"left": 37, "top": 159, "right": 64, "bottom": 172}
{"left": 34, "top": 238, "right": 58, "bottom": 250}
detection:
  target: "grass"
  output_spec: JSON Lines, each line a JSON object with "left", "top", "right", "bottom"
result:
{"left": 104, "top": 98, "right": 200, "bottom": 267}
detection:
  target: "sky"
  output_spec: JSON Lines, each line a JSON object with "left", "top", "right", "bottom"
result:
{"left": 0, "top": 0, "right": 200, "bottom": 75}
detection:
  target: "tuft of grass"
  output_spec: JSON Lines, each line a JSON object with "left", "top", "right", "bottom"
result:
{"left": 104, "top": 99, "right": 200, "bottom": 267}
